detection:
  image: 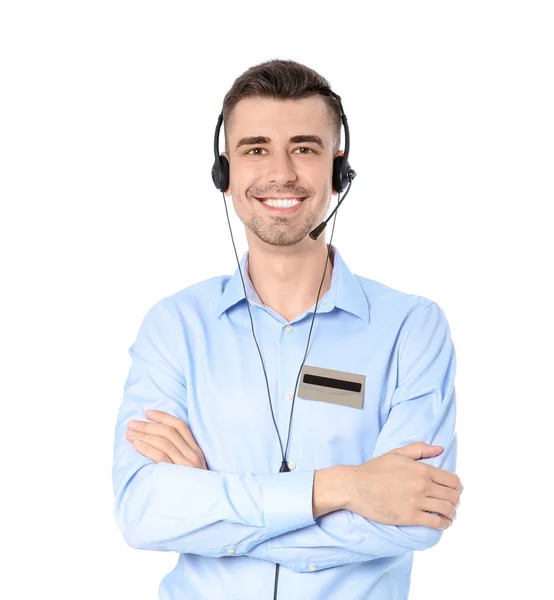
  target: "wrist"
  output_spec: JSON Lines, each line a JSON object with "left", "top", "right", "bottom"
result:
{"left": 312, "top": 465, "right": 355, "bottom": 519}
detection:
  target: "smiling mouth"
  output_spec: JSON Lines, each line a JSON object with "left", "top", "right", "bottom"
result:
{"left": 255, "top": 197, "right": 307, "bottom": 209}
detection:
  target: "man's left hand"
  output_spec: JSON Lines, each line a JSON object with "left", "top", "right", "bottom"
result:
{"left": 126, "top": 410, "right": 208, "bottom": 469}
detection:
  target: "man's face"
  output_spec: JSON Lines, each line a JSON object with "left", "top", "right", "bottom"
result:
{"left": 222, "top": 95, "right": 342, "bottom": 247}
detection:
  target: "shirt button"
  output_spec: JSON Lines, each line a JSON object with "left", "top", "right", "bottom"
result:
{"left": 285, "top": 391, "right": 293, "bottom": 400}
{"left": 227, "top": 548, "right": 235, "bottom": 554}
{"left": 309, "top": 564, "right": 317, "bottom": 571}
{"left": 285, "top": 325, "right": 294, "bottom": 333}
{"left": 288, "top": 461, "right": 296, "bottom": 470}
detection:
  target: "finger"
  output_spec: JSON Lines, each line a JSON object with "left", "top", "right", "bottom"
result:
{"left": 128, "top": 429, "right": 199, "bottom": 467}
{"left": 426, "top": 465, "right": 462, "bottom": 491}
{"left": 418, "top": 511, "right": 452, "bottom": 530}
{"left": 427, "top": 482, "right": 461, "bottom": 508}
{"left": 144, "top": 411, "right": 204, "bottom": 455}
{"left": 420, "top": 498, "right": 457, "bottom": 521}
{"left": 128, "top": 420, "right": 202, "bottom": 465}
{"left": 130, "top": 431, "right": 186, "bottom": 465}
{"left": 131, "top": 439, "right": 172, "bottom": 464}
{"left": 389, "top": 442, "right": 444, "bottom": 460}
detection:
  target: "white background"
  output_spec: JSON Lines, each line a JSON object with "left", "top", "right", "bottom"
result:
{"left": 1, "top": 1, "right": 552, "bottom": 598}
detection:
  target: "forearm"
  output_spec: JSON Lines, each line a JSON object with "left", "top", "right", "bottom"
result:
{"left": 113, "top": 447, "right": 316, "bottom": 556}
{"left": 244, "top": 459, "right": 448, "bottom": 572}
{"left": 312, "top": 465, "right": 352, "bottom": 518}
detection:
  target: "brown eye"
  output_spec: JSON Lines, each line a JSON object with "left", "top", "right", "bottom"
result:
{"left": 294, "top": 147, "right": 316, "bottom": 154}
{"left": 246, "top": 148, "right": 266, "bottom": 155}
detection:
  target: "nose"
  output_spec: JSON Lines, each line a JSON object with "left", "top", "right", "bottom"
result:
{"left": 266, "top": 149, "right": 298, "bottom": 185}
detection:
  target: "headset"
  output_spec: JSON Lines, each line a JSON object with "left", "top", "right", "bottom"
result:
{"left": 211, "top": 89, "right": 356, "bottom": 599}
{"left": 212, "top": 90, "right": 356, "bottom": 239}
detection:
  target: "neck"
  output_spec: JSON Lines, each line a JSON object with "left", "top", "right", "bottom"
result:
{"left": 246, "top": 240, "right": 335, "bottom": 323}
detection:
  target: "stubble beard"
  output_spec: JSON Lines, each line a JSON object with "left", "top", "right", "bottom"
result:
{"left": 248, "top": 206, "right": 316, "bottom": 246}
{"left": 245, "top": 192, "right": 332, "bottom": 248}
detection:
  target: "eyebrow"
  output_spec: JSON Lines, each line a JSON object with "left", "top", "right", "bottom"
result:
{"left": 235, "top": 135, "right": 325, "bottom": 150}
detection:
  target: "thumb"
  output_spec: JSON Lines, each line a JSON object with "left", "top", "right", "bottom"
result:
{"left": 388, "top": 442, "right": 444, "bottom": 460}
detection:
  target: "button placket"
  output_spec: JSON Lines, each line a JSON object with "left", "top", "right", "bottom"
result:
{"left": 279, "top": 321, "right": 299, "bottom": 470}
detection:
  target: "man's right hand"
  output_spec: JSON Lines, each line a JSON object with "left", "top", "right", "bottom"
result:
{"left": 341, "top": 442, "right": 463, "bottom": 530}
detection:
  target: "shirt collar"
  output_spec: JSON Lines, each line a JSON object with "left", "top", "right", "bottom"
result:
{"left": 215, "top": 244, "right": 370, "bottom": 324}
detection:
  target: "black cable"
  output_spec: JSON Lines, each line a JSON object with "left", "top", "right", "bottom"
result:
{"left": 221, "top": 180, "right": 350, "bottom": 599}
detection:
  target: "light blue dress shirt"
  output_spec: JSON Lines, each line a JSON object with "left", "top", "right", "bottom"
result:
{"left": 112, "top": 243, "right": 458, "bottom": 600}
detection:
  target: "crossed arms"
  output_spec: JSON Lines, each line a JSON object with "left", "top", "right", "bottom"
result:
{"left": 112, "top": 298, "right": 458, "bottom": 573}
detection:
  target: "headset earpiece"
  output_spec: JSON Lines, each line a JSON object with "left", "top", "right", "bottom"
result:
{"left": 212, "top": 154, "right": 229, "bottom": 193}
{"left": 332, "top": 155, "right": 353, "bottom": 194}
{"left": 332, "top": 156, "right": 343, "bottom": 194}
{"left": 328, "top": 91, "right": 355, "bottom": 194}
{"left": 211, "top": 114, "right": 230, "bottom": 193}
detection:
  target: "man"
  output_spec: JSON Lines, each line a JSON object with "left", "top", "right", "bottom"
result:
{"left": 112, "top": 59, "right": 462, "bottom": 600}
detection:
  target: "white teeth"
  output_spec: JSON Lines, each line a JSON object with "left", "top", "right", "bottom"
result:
{"left": 261, "top": 198, "right": 302, "bottom": 208}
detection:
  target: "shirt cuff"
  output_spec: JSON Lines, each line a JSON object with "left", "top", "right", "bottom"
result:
{"left": 257, "top": 469, "right": 316, "bottom": 537}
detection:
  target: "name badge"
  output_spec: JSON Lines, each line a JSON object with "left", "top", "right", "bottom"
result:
{"left": 297, "top": 364, "right": 366, "bottom": 409}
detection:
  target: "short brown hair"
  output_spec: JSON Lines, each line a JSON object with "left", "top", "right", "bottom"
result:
{"left": 222, "top": 59, "right": 342, "bottom": 155}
